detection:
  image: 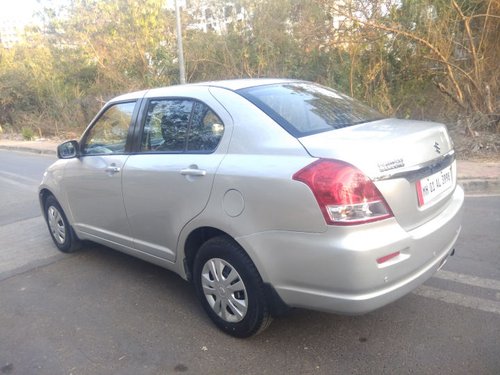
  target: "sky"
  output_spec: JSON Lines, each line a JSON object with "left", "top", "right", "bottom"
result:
{"left": 0, "top": 0, "right": 41, "bottom": 23}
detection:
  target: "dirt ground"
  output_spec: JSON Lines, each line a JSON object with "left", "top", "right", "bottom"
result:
{"left": 448, "top": 126, "right": 500, "bottom": 162}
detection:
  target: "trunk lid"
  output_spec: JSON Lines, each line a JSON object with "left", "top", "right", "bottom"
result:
{"left": 298, "top": 118, "right": 457, "bottom": 231}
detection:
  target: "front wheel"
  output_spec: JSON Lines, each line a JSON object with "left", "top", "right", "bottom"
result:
{"left": 44, "top": 195, "right": 81, "bottom": 253}
{"left": 193, "top": 236, "right": 272, "bottom": 338}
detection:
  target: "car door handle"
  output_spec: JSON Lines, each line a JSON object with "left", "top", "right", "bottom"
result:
{"left": 104, "top": 165, "right": 121, "bottom": 174}
{"left": 180, "top": 167, "right": 206, "bottom": 176}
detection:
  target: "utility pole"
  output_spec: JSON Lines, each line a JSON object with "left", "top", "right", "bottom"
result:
{"left": 174, "top": 0, "right": 186, "bottom": 84}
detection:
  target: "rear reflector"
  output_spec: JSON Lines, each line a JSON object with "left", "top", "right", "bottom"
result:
{"left": 293, "top": 159, "right": 393, "bottom": 225}
{"left": 377, "top": 251, "right": 400, "bottom": 264}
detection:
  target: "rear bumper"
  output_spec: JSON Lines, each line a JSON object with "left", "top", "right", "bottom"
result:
{"left": 237, "top": 186, "right": 464, "bottom": 314}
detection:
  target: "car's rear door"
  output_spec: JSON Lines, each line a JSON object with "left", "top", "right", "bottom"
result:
{"left": 122, "top": 88, "right": 231, "bottom": 261}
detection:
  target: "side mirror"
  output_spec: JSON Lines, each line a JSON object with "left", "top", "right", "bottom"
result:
{"left": 57, "top": 140, "right": 80, "bottom": 159}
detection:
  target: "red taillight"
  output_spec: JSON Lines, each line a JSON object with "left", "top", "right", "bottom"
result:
{"left": 293, "top": 159, "right": 393, "bottom": 225}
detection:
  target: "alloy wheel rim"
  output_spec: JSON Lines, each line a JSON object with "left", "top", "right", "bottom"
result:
{"left": 201, "top": 258, "right": 248, "bottom": 323}
{"left": 47, "top": 206, "right": 66, "bottom": 245}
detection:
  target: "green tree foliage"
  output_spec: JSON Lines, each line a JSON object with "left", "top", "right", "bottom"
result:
{"left": 42, "top": 0, "right": 178, "bottom": 89}
{"left": 328, "top": 0, "right": 499, "bottom": 129}
{"left": 0, "top": 37, "right": 76, "bottom": 136}
{"left": 1, "top": 0, "right": 178, "bottom": 136}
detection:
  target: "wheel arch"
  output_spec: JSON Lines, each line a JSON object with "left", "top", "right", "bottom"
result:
{"left": 183, "top": 226, "right": 228, "bottom": 281}
{"left": 182, "top": 226, "right": 289, "bottom": 317}
{"left": 39, "top": 188, "right": 79, "bottom": 239}
{"left": 39, "top": 188, "right": 55, "bottom": 218}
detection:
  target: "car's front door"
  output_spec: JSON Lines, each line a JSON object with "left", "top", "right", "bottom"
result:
{"left": 63, "top": 101, "right": 137, "bottom": 248}
{"left": 122, "top": 96, "right": 229, "bottom": 261}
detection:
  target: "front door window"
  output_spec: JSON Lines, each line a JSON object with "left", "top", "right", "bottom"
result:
{"left": 82, "top": 102, "right": 136, "bottom": 155}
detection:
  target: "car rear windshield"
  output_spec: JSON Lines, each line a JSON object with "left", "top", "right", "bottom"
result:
{"left": 238, "top": 82, "right": 384, "bottom": 137}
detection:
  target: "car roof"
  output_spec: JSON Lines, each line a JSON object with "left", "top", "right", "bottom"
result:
{"left": 109, "top": 78, "right": 303, "bottom": 103}
{"left": 191, "top": 78, "right": 297, "bottom": 90}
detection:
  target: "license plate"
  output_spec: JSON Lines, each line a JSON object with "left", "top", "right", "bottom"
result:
{"left": 416, "top": 165, "right": 453, "bottom": 206}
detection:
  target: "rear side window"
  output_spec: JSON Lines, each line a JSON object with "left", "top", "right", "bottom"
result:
{"left": 141, "top": 99, "right": 224, "bottom": 153}
{"left": 142, "top": 99, "right": 192, "bottom": 152}
{"left": 238, "top": 83, "right": 384, "bottom": 137}
{"left": 187, "top": 102, "right": 225, "bottom": 152}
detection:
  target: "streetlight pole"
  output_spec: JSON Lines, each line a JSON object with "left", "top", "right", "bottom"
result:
{"left": 174, "top": 0, "right": 186, "bottom": 84}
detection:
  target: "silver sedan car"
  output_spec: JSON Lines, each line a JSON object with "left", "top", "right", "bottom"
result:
{"left": 39, "top": 79, "right": 464, "bottom": 337}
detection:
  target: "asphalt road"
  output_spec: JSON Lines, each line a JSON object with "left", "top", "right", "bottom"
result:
{"left": 1, "top": 150, "right": 499, "bottom": 375}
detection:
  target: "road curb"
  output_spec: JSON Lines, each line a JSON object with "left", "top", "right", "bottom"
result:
{"left": 0, "top": 145, "right": 56, "bottom": 155}
{"left": 459, "top": 179, "right": 500, "bottom": 195}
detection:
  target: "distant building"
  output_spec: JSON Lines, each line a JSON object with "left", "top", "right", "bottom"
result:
{"left": 167, "top": 0, "right": 248, "bottom": 34}
{"left": 185, "top": 1, "right": 248, "bottom": 34}
{"left": 0, "top": 20, "right": 24, "bottom": 48}
{"left": 167, "top": 0, "right": 349, "bottom": 36}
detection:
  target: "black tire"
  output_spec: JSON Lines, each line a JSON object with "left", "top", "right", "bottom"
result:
{"left": 193, "top": 236, "right": 272, "bottom": 338}
{"left": 44, "top": 195, "right": 81, "bottom": 253}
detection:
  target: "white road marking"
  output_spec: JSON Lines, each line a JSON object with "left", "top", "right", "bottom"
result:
{"left": 0, "top": 175, "right": 35, "bottom": 191}
{"left": 0, "top": 170, "right": 39, "bottom": 184}
{"left": 413, "top": 285, "right": 500, "bottom": 315}
{"left": 434, "top": 270, "right": 500, "bottom": 292}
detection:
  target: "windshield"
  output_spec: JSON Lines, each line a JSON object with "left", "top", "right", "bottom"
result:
{"left": 238, "top": 82, "right": 384, "bottom": 137}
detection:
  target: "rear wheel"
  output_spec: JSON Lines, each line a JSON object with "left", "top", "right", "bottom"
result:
{"left": 44, "top": 195, "right": 81, "bottom": 253}
{"left": 193, "top": 236, "right": 272, "bottom": 338}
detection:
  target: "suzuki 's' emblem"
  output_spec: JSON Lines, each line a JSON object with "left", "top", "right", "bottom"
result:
{"left": 434, "top": 141, "right": 441, "bottom": 154}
